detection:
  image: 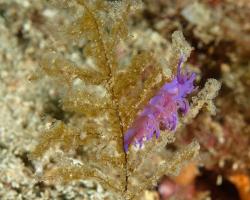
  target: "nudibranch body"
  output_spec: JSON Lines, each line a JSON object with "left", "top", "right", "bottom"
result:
{"left": 124, "top": 55, "right": 196, "bottom": 152}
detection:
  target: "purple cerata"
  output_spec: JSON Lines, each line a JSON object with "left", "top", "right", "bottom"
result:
{"left": 124, "top": 55, "right": 196, "bottom": 152}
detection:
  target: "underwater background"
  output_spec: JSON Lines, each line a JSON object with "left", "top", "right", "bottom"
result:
{"left": 0, "top": 0, "right": 249, "bottom": 199}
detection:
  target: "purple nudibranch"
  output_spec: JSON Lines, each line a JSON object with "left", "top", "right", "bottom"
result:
{"left": 124, "top": 55, "right": 196, "bottom": 152}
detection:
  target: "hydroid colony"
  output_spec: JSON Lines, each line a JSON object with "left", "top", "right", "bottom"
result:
{"left": 30, "top": 0, "right": 221, "bottom": 199}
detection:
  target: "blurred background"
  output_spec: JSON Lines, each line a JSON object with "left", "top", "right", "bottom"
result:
{"left": 0, "top": 0, "right": 249, "bottom": 199}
